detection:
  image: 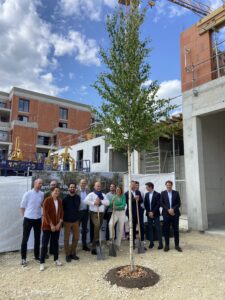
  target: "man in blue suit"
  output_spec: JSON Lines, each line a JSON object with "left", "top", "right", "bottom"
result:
{"left": 144, "top": 182, "right": 163, "bottom": 250}
{"left": 160, "top": 180, "right": 182, "bottom": 252}
{"left": 125, "top": 180, "right": 144, "bottom": 249}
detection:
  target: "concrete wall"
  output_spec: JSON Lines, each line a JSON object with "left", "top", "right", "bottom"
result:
{"left": 202, "top": 111, "right": 225, "bottom": 226}
{"left": 69, "top": 136, "right": 110, "bottom": 172}
{"left": 109, "top": 149, "right": 128, "bottom": 172}
{"left": 183, "top": 76, "right": 225, "bottom": 230}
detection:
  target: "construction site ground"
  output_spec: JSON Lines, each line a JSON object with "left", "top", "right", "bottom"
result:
{"left": 0, "top": 231, "right": 225, "bottom": 300}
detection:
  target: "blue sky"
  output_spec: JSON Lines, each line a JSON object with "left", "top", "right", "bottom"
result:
{"left": 0, "top": 0, "right": 224, "bottom": 111}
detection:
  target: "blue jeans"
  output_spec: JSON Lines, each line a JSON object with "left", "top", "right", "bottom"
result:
{"left": 147, "top": 216, "right": 163, "bottom": 246}
{"left": 40, "top": 230, "right": 60, "bottom": 263}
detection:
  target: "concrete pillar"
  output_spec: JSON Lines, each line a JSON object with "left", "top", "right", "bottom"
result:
{"left": 183, "top": 115, "right": 208, "bottom": 230}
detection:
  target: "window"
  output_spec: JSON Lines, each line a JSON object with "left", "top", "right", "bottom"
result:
{"left": 59, "top": 107, "right": 68, "bottom": 120}
{"left": 59, "top": 122, "right": 67, "bottom": 128}
{"left": 0, "top": 102, "right": 6, "bottom": 108}
{"left": 0, "top": 131, "right": 8, "bottom": 142}
{"left": 19, "top": 99, "right": 29, "bottom": 112}
{"left": 37, "top": 136, "right": 50, "bottom": 146}
{"left": 93, "top": 145, "right": 100, "bottom": 163}
{"left": 18, "top": 115, "right": 29, "bottom": 122}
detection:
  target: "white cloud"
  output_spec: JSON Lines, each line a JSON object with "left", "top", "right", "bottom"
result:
{"left": 59, "top": 0, "right": 117, "bottom": 21}
{"left": 158, "top": 79, "right": 182, "bottom": 111}
{"left": 69, "top": 72, "right": 75, "bottom": 79}
{"left": 144, "top": 78, "right": 182, "bottom": 111}
{"left": 208, "top": 0, "right": 224, "bottom": 11}
{"left": 152, "top": 0, "right": 224, "bottom": 23}
{"left": 52, "top": 31, "right": 100, "bottom": 66}
{"left": 0, "top": 0, "right": 100, "bottom": 95}
{"left": 153, "top": 1, "right": 188, "bottom": 23}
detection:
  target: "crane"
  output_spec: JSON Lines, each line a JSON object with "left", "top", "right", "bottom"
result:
{"left": 118, "top": 0, "right": 212, "bottom": 17}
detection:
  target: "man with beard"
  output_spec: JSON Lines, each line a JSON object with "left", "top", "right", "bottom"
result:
{"left": 63, "top": 183, "right": 81, "bottom": 262}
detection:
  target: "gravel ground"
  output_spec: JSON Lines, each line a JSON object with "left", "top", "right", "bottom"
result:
{"left": 0, "top": 231, "right": 225, "bottom": 300}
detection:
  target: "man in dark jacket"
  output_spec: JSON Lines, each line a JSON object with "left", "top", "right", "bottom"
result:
{"left": 62, "top": 183, "right": 81, "bottom": 262}
{"left": 144, "top": 182, "right": 163, "bottom": 250}
{"left": 160, "top": 180, "right": 182, "bottom": 252}
{"left": 125, "top": 180, "right": 144, "bottom": 249}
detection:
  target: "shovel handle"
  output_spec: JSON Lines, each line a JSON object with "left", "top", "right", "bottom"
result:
{"left": 136, "top": 199, "right": 141, "bottom": 241}
{"left": 112, "top": 197, "right": 115, "bottom": 241}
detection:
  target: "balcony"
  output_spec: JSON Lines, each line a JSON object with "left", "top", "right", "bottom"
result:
{"left": 0, "top": 101, "right": 10, "bottom": 111}
{"left": 11, "top": 120, "right": 38, "bottom": 129}
{"left": 36, "top": 134, "right": 57, "bottom": 150}
{"left": 0, "top": 131, "right": 11, "bottom": 144}
{"left": 53, "top": 127, "right": 78, "bottom": 134}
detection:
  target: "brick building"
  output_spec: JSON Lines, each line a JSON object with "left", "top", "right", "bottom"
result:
{"left": 0, "top": 87, "right": 92, "bottom": 161}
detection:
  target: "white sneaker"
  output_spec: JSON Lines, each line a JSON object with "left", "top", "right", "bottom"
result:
{"left": 55, "top": 259, "right": 62, "bottom": 266}
{"left": 40, "top": 263, "right": 45, "bottom": 271}
{"left": 21, "top": 259, "right": 27, "bottom": 267}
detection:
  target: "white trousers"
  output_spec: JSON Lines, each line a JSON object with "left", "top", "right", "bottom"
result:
{"left": 109, "top": 210, "right": 126, "bottom": 247}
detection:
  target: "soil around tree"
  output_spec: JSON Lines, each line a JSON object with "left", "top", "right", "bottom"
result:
{"left": 105, "top": 265, "right": 160, "bottom": 289}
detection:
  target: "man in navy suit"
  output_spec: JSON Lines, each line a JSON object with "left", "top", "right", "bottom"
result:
{"left": 125, "top": 180, "right": 144, "bottom": 249}
{"left": 160, "top": 180, "right": 182, "bottom": 252}
{"left": 144, "top": 182, "right": 163, "bottom": 250}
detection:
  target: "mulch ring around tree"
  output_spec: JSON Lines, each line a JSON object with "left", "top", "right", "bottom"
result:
{"left": 105, "top": 265, "right": 160, "bottom": 289}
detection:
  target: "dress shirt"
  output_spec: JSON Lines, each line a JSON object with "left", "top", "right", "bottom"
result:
{"left": 84, "top": 192, "right": 109, "bottom": 213}
{"left": 20, "top": 189, "right": 44, "bottom": 219}
{"left": 79, "top": 189, "right": 88, "bottom": 210}
{"left": 149, "top": 191, "right": 153, "bottom": 210}
{"left": 167, "top": 191, "right": 172, "bottom": 208}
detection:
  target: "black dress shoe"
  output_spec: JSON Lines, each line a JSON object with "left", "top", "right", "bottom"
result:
{"left": 70, "top": 254, "right": 80, "bottom": 260}
{"left": 149, "top": 243, "right": 154, "bottom": 249}
{"left": 91, "top": 249, "right": 97, "bottom": 255}
{"left": 175, "top": 246, "right": 183, "bottom": 252}
{"left": 164, "top": 245, "right": 170, "bottom": 252}
{"left": 45, "top": 254, "right": 49, "bottom": 259}
{"left": 158, "top": 245, "right": 163, "bottom": 250}
{"left": 34, "top": 257, "right": 40, "bottom": 261}
{"left": 66, "top": 256, "right": 71, "bottom": 262}
{"left": 83, "top": 245, "right": 90, "bottom": 251}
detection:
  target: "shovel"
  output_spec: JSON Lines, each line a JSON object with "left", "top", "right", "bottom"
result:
{"left": 96, "top": 206, "right": 105, "bottom": 260}
{"left": 136, "top": 198, "right": 145, "bottom": 254}
{"left": 109, "top": 199, "right": 117, "bottom": 257}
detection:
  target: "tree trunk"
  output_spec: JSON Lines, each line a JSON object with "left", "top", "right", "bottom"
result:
{"left": 128, "top": 145, "right": 134, "bottom": 271}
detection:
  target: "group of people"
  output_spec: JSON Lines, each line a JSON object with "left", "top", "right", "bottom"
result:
{"left": 20, "top": 178, "right": 182, "bottom": 271}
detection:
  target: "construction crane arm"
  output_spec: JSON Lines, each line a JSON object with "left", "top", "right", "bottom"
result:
{"left": 118, "top": 0, "right": 212, "bottom": 17}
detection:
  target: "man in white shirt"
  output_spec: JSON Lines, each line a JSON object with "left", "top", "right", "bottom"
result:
{"left": 20, "top": 178, "right": 44, "bottom": 266}
{"left": 84, "top": 181, "right": 109, "bottom": 255}
{"left": 77, "top": 179, "right": 90, "bottom": 251}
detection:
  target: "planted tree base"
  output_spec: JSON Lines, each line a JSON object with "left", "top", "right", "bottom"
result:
{"left": 105, "top": 265, "right": 160, "bottom": 289}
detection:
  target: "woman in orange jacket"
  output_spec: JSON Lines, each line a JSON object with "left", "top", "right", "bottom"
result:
{"left": 40, "top": 187, "right": 63, "bottom": 271}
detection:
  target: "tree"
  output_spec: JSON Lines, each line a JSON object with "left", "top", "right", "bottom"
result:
{"left": 93, "top": 0, "right": 176, "bottom": 271}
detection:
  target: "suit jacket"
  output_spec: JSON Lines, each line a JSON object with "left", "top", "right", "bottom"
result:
{"left": 125, "top": 190, "right": 143, "bottom": 217}
{"left": 42, "top": 196, "right": 63, "bottom": 230}
{"left": 144, "top": 191, "right": 161, "bottom": 217}
{"left": 160, "top": 190, "right": 181, "bottom": 217}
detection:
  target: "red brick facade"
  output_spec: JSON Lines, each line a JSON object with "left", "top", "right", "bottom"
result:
{"left": 0, "top": 87, "right": 92, "bottom": 161}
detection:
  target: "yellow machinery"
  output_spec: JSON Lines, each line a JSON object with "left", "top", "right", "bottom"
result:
{"left": 10, "top": 137, "right": 23, "bottom": 161}
{"left": 44, "top": 146, "right": 75, "bottom": 171}
{"left": 59, "top": 146, "right": 75, "bottom": 171}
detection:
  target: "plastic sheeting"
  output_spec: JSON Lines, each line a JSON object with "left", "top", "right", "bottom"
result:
{"left": 0, "top": 173, "right": 174, "bottom": 253}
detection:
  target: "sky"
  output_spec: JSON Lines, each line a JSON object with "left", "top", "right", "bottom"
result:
{"left": 0, "top": 0, "right": 224, "bottom": 112}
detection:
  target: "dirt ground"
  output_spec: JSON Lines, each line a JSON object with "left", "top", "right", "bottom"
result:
{"left": 0, "top": 231, "right": 225, "bottom": 300}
